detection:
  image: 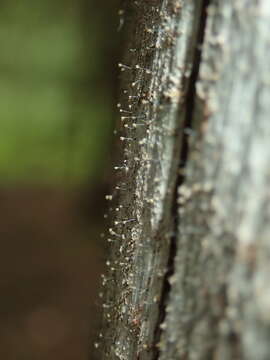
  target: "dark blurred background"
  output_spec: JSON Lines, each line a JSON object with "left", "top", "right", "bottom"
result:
{"left": 0, "top": 1, "right": 120, "bottom": 359}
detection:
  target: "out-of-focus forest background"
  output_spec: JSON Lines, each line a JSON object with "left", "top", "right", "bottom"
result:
{"left": 0, "top": 0, "right": 120, "bottom": 359}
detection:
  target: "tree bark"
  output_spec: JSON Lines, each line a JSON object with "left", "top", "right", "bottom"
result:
{"left": 98, "top": 1, "right": 270, "bottom": 360}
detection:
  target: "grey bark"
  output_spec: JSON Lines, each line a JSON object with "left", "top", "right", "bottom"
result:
{"left": 98, "top": 1, "right": 270, "bottom": 360}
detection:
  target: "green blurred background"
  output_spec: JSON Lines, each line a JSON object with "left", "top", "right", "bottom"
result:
{"left": 0, "top": 1, "right": 120, "bottom": 359}
{"left": 0, "top": 0, "right": 117, "bottom": 185}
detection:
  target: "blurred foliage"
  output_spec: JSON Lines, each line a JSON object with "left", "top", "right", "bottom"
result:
{"left": 0, "top": 0, "right": 118, "bottom": 185}
{"left": 0, "top": 1, "right": 121, "bottom": 359}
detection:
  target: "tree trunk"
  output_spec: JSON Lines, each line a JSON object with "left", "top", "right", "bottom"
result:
{"left": 98, "top": 1, "right": 270, "bottom": 359}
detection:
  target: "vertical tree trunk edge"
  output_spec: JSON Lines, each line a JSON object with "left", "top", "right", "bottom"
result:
{"left": 98, "top": 1, "right": 270, "bottom": 360}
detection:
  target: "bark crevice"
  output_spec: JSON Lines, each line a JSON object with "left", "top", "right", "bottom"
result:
{"left": 152, "top": 2, "right": 210, "bottom": 358}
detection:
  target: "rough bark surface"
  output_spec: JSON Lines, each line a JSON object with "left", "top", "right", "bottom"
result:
{"left": 99, "top": 1, "right": 270, "bottom": 360}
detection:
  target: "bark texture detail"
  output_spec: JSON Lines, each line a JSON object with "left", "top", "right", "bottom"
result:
{"left": 99, "top": 1, "right": 270, "bottom": 360}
